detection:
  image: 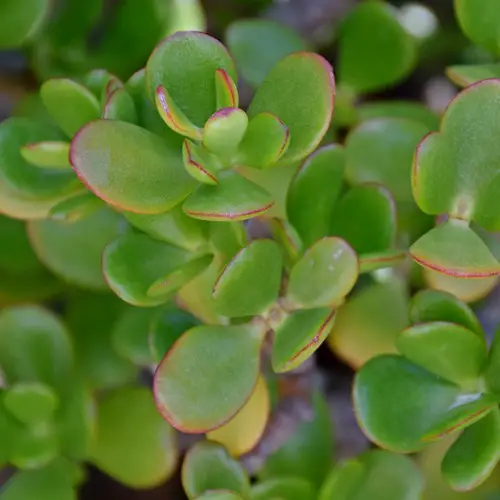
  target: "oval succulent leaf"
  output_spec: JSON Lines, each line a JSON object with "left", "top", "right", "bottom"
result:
{"left": 286, "top": 237, "right": 358, "bottom": 309}
{"left": 71, "top": 120, "right": 196, "bottom": 214}
{"left": 212, "top": 239, "right": 283, "bottom": 318}
{"left": 40, "top": 79, "right": 100, "bottom": 138}
{"left": 48, "top": 192, "right": 105, "bottom": 223}
{"left": 236, "top": 112, "right": 290, "bottom": 169}
{"left": 410, "top": 220, "right": 500, "bottom": 278}
{"left": 248, "top": 52, "right": 334, "bottom": 164}
{"left": 203, "top": 108, "right": 248, "bottom": 159}
{"left": 147, "top": 31, "right": 237, "bottom": 127}
{"left": 154, "top": 323, "right": 265, "bottom": 433}
{"left": 215, "top": 68, "right": 239, "bottom": 109}
{"left": 183, "top": 170, "right": 274, "bottom": 221}
{"left": 20, "top": 141, "right": 71, "bottom": 170}
{"left": 252, "top": 477, "right": 315, "bottom": 500}
{"left": 446, "top": 63, "right": 500, "bottom": 88}
{"left": 272, "top": 307, "right": 336, "bottom": 373}
{"left": 103, "top": 87, "right": 137, "bottom": 123}
{"left": 195, "top": 492, "right": 244, "bottom": 500}
{"left": 287, "top": 145, "right": 345, "bottom": 247}
{"left": 358, "top": 249, "right": 406, "bottom": 274}
{"left": 182, "top": 441, "right": 250, "bottom": 499}
{"left": 183, "top": 139, "right": 220, "bottom": 185}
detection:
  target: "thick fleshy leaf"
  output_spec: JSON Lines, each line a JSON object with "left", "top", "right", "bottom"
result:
{"left": 252, "top": 477, "right": 314, "bottom": 500}
{"left": 65, "top": 292, "right": 137, "bottom": 390}
{"left": 354, "top": 355, "right": 462, "bottom": 452}
{"left": 321, "top": 450, "right": 423, "bottom": 500}
{"left": 183, "top": 139, "right": 221, "bottom": 185}
{"left": 359, "top": 249, "right": 406, "bottom": 273}
{"left": 409, "top": 289, "right": 483, "bottom": 336}
{"left": 0, "top": 0, "right": 50, "bottom": 49}
{"left": 0, "top": 306, "right": 72, "bottom": 391}
{"left": 28, "top": 207, "right": 123, "bottom": 289}
{"left": 195, "top": 492, "right": 243, "bottom": 500}
{"left": 236, "top": 113, "right": 290, "bottom": 169}
{"left": 272, "top": 308, "right": 336, "bottom": 373}
{"left": 212, "top": 239, "right": 282, "bottom": 317}
{"left": 410, "top": 221, "right": 500, "bottom": 277}
{"left": 396, "top": 322, "right": 487, "bottom": 386}
{"left": 48, "top": 192, "right": 104, "bottom": 222}
{"left": 154, "top": 323, "right": 265, "bottom": 432}
{"left": 147, "top": 31, "right": 237, "bottom": 126}
{"left": 149, "top": 307, "right": 200, "bottom": 363}
{"left": 485, "top": 327, "right": 500, "bottom": 394}
{"left": 330, "top": 184, "right": 396, "bottom": 255}
{"left": 40, "top": 79, "right": 100, "bottom": 137}
{"left": 287, "top": 145, "right": 345, "bottom": 247}
{"left": 259, "top": 392, "right": 333, "bottom": 488}
{"left": 203, "top": 108, "right": 248, "bottom": 160}
{"left": 103, "top": 87, "right": 137, "bottom": 123}
{"left": 442, "top": 408, "right": 500, "bottom": 491}
{"left": 208, "top": 374, "right": 270, "bottom": 457}
{"left": 286, "top": 237, "right": 358, "bottom": 309}
{"left": 20, "top": 141, "right": 71, "bottom": 170}
{"left": 454, "top": 0, "right": 500, "bottom": 55}
{"left": 0, "top": 461, "right": 76, "bottom": 500}
{"left": 357, "top": 101, "right": 439, "bottom": 130}
{"left": 337, "top": 1, "right": 416, "bottom": 93}
{"left": 4, "top": 382, "right": 58, "bottom": 426}
{"left": 446, "top": 64, "right": 500, "bottom": 88}
{"left": 345, "top": 118, "right": 430, "bottom": 202}
{"left": 215, "top": 69, "right": 239, "bottom": 109}
{"left": 412, "top": 80, "right": 500, "bottom": 229}
{"left": 183, "top": 171, "right": 274, "bottom": 221}
{"left": 328, "top": 280, "right": 409, "bottom": 368}
{"left": 91, "top": 387, "right": 178, "bottom": 489}
{"left": 71, "top": 120, "right": 195, "bottom": 213}
{"left": 124, "top": 205, "right": 207, "bottom": 251}
{"left": 182, "top": 441, "right": 250, "bottom": 499}
{"left": 248, "top": 52, "right": 334, "bottom": 164}
{"left": 103, "top": 231, "right": 189, "bottom": 306}
{"left": 226, "top": 19, "right": 308, "bottom": 88}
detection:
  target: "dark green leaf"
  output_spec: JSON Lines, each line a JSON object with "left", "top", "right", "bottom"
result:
{"left": 252, "top": 477, "right": 314, "bottom": 500}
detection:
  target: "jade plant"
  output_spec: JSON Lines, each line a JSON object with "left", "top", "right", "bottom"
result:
{"left": 4, "top": 0, "right": 500, "bottom": 498}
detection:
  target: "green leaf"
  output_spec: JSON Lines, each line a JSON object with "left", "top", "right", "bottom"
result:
{"left": 0, "top": 462, "right": 76, "bottom": 500}
{"left": 446, "top": 64, "right": 500, "bottom": 88}
{"left": 248, "top": 52, "right": 334, "bottom": 164}
{"left": 4, "top": 382, "right": 58, "bottom": 426}
{"left": 236, "top": 112, "right": 290, "bottom": 169}
{"left": 287, "top": 145, "right": 345, "bottom": 247}
{"left": 357, "top": 100, "right": 439, "bottom": 130}
{"left": 328, "top": 280, "right": 409, "bottom": 368}
{"left": 396, "top": 322, "right": 488, "bottom": 386}
{"left": 91, "top": 387, "right": 178, "bottom": 489}
{"left": 149, "top": 308, "right": 200, "bottom": 363}
{"left": 412, "top": 80, "right": 500, "bottom": 230}
{"left": 182, "top": 441, "right": 250, "bottom": 499}
{"left": 410, "top": 220, "right": 500, "bottom": 278}
{"left": 195, "top": 492, "right": 244, "bottom": 500}
{"left": 345, "top": 118, "right": 430, "bottom": 203}
{"left": 353, "top": 355, "right": 462, "bottom": 452}
{"left": 147, "top": 32, "right": 237, "bottom": 127}
{"left": 409, "top": 289, "right": 483, "bottom": 337}
{"left": 252, "top": 477, "right": 314, "bottom": 500}
{"left": 226, "top": 19, "right": 308, "bottom": 88}
{"left": 20, "top": 141, "right": 71, "bottom": 170}
{"left": 358, "top": 249, "right": 407, "bottom": 273}
{"left": 0, "top": 0, "right": 50, "bottom": 49}
{"left": 154, "top": 323, "right": 265, "bottom": 432}
{"left": 215, "top": 69, "right": 239, "bottom": 109}
{"left": 442, "top": 408, "right": 500, "bottom": 491}
{"left": 183, "top": 171, "right": 274, "bottom": 221}
{"left": 103, "top": 87, "right": 137, "bottom": 123}
{"left": 0, "top": 306, "right": 72, "bottom": 391}
{"left": 319, "top": 450, "right": 423, "bottom": 500}
{"left": 65, "top": 292, "right": 137, "bottom": 390}
{"left": 124, "top": 205, "right": 207, "bottom": 251}
{"left": 103, "top": 231, "right": 189, "bottom": 306}
{"left": 454, "top": 0, "right": 500, "bottom": 55}
{"left": 213, "top": 239, "right": 282, "bottom": 318}
{"left": 203, "top": 108, "right": 248, "bottom": 160}
{"left": 338, "top": 1, "right": 417, "bottom": 93}
{"left": 28, "top": 207, "right": 123, "bottom": 289}
{"left": 272, "top": 308, "right": 336, "bottom": 373}
{"left": 286, "top": 237, "right": 358, "bottom": 309}
{"left": 71, "top": 120, "right": 196, "bottom": 214}
{"left": 40, "top": 79, "right": 100, "bottom": 138}
{"left": 48, "top": 192, "right": 104, "bottom": 223}
{"left": 183, "top": 139, "right": 221, "bottom": 185}
{"left": 260, "top": 391, "right": 332, "bottom": 489}
{"left": 112, "top": 307, "right": 158, "bottom": 366}
{"left": 330, "top": 184, "right": 396, "bottom": 255}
